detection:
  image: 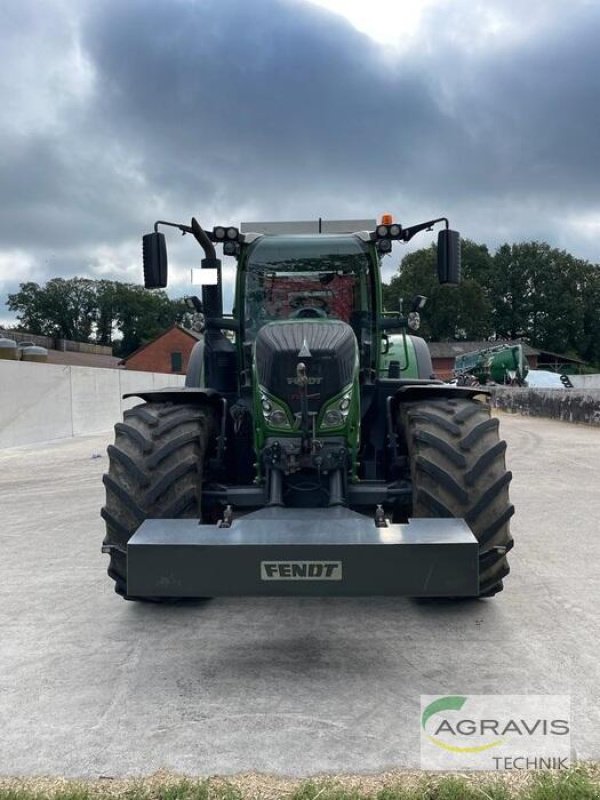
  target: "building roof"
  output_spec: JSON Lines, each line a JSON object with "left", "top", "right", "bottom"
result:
{"left": 1, "top": 328, "right": 114, "bottom": 356}
{"left": 428, "top": 341, "right": 540, "bottom": 359}
{"left": 535, "top": 348, "right": 587, "bottom": 365}
{"left": 45, "top": 350, "right": 122, "bottom": 369}
{"left": 1, "top": 328, "right": 121, "bottom": 369}
{"left": 119, "top": 324, "right": 202, "bottom": 364}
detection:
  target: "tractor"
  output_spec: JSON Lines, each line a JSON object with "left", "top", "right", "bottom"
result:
{"left": 101, "top": 215, "right": 513, "bottom": 600}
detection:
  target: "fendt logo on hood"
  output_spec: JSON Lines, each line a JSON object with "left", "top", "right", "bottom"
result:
{"left": 261, "top": 561, "right": 342, "bottom": 580}
{"left": 286, "top": 376, "right": 322, "bottom": 385}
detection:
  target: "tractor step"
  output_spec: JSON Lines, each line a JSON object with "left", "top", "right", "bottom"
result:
{"left": 127, "top": 507, "right": 479, "bottom": 598}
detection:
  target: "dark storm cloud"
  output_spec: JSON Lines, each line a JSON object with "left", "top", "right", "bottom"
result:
{"left": 81, "top": 0, "right": 600, "bottom": 205}
{"left": 81, "top": 0, "right": 445, "bottom": 199}
{"left": 426, "top": 4, "right": 600, "bottom": 200}
{"left": 2, "top": 0, "right": 600, "bottom": 322}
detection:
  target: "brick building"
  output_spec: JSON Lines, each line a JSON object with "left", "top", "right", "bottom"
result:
{"left": 120, "top": 325, "right": 202, "bottom": 374}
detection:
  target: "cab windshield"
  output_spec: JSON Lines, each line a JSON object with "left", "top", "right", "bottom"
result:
{"left": 243, "top": 235, "right": 372, "bottom": 338}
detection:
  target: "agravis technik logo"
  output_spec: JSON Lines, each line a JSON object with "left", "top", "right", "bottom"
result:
{"left": 420, "top": 694, "right": 571, "bottom": 770}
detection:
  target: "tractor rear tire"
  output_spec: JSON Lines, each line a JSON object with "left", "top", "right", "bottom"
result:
{"left": 399, "top": 397, "right": 514, "bottom": 597}
{"left": 101, "top": 401, "right": 215, "bottom": 599}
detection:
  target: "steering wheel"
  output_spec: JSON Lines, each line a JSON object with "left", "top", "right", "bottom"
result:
{"left": 289, "top": 307, "right": 328, "bottom": 319}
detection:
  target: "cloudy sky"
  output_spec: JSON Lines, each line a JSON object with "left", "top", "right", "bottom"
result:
{"left": 2, "top": 0, "right": 600, "bottom": 321}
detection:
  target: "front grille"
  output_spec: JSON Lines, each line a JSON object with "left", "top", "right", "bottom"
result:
{"left": 255, "top": 321, "right": 356, "bottom": 412}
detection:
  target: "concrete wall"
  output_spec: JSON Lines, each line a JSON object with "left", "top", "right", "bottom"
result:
{"left": 4, "top": 360, "right": 599, "bottom": 449}
{"left": 0, "top": 361, "right": 185, "bottom": 449}
{"left": 569, "top": 373, "right": 600, "bottom": 389}
{"left": 491, "top": 387, "right": 600, "bottom": 426}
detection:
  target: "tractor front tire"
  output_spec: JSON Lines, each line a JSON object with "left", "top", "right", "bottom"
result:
{"left": 101, "top": 401, "right": 215, "bottom": 599}
{"left": 400, "top": 397, "right": 514, "bottom": 597}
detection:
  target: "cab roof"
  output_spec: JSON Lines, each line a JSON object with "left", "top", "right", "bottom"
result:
{"left": 240, "top": 219, "right": 376, "bottom": 235}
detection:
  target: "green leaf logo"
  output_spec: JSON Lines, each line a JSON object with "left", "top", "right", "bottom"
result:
{"left": 422, "top": 695, "right": 467, "bottom": 729}
{"left": 422, "top": 696, "right": 504, "bottom": 754}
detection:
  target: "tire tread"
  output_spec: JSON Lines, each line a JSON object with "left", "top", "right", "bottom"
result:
{"left": 400, "top": 397, "right": 513, "bottom": 597}
{"left": 101, "top": 401, "right": 214, "bottom": 598}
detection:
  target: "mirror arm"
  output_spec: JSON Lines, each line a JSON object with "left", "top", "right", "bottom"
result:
{"left": 402, "top": 217, "right": 448, "bottom": 242}
{"left": 205, "top": 317, "right": 240, "bottom": 332}
{"left": 153, "top": 219, "right": 217, "bottom": 259}
{"left": 154, "top": 219, "right": 194, "bottom": 235}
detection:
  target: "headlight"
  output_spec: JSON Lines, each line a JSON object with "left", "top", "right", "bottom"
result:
{"left": 268, "top": 410, "right": 289, "bottom": 427}
{"left": 223, "top": 240, "right": 240, "bottom": 256}
{"left": 323, "top": 409, "right": 344, "bottom": 427}
{"left": 319, "top": 386, "right": 353, "bottom": 430}
{"left": 259, "top": 389, "right": 292, "bottom": 429}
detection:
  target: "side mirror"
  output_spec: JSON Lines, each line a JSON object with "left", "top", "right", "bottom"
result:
{"left": 142, "top": 232, "right": 168, "bottom": 288}
{"left": 437, "top": 229, "right": 461, "bottom": 285}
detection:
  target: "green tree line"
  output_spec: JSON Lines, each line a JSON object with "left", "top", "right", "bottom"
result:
{"left": 6, "top": 278, "right": 188, "bottom": 357}
{"left": 6, "top": 239, "right": 600, "bottom": 365}
{"left": 383, "top": 240, "right": 600, "bottom": 366}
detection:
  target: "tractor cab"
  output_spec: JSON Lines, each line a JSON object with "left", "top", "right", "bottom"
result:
{"left": 241, "top": 234, "right": 374, "bottom": 337}
{"left": 239, "top": 234, "right": 378, "bottom": 445}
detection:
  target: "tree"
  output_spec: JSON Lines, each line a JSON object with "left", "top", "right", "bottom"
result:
{"left": 383, "top": 238, "right": 600, "bottom": 367}
{"left": 111, "top": 284, "right": 188, "bottom": 356}
{"left": 95, "top": 280, "right": 119, "bottom": 346}
{"left": 383, "top": 239, "right": 494, "bottom": 340}
{"left": 7, "top": 278, "right": 97, "bottom": 341}
{"left": 7, "top": 277, "right": 188, "bottom": 357}
{"left": 490, "top": 242, "right": 594, "bottom": 357}
{"left": 580, "top": 264, "right": 600, "bottom": 366}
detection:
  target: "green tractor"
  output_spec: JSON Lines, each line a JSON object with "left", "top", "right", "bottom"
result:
{"left": 101, "top": 216, "right": 513, "bottom": 600}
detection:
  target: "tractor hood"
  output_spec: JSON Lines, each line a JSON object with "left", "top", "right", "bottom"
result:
{"left": 254, "top": 320, "right": 357, "bottom": 414}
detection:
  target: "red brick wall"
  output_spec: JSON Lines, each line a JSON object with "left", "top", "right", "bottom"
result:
{"left": 432, "top": 357, "right": 455, "bottom": 380}
{"left": 124, "top": 328, "right": 197, "bottom": 374}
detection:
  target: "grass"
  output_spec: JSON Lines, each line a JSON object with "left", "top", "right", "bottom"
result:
{"left": 0, "top": 766, "right": 599, "bottom": 800}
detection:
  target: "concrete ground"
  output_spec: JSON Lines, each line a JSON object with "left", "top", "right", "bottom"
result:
{"left": 0, "top": 413, "right": 598, "bottom": 778}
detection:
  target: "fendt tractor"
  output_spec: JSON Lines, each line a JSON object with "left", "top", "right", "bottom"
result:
{"left": 101, "top": 215, "right": 514, "bottom": 600}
